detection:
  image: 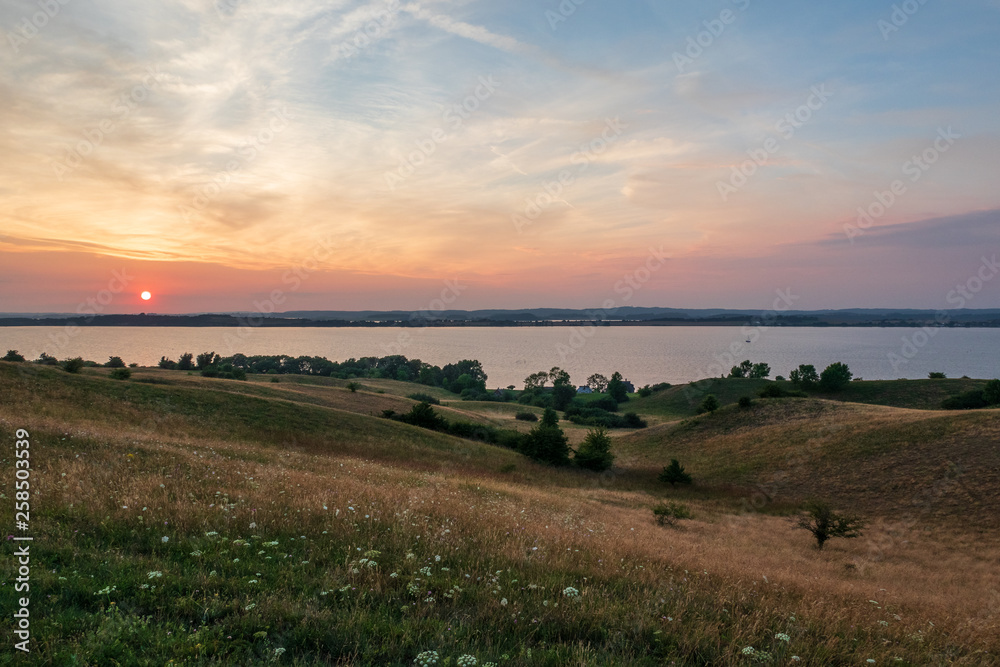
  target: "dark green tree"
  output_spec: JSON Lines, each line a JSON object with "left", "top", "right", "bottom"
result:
{"left": 62, "top": 357, "right": 84, "bottom": 373}
{"left": 819, "top": 362, "right": 852, "bottom": 391}
{"left": 574, "top": 427, "right": 614, "bottom": 471}
{"left": 658, "top": 459, "right": 692, "bottom": 487}
{"left": 177, "top": 353, "right": 195, "bottom": 371}
{"left": 984, "top": 379, "right": 1000, "bottom": 405}
{"left": 749, "top": 362, "right": 771, "bottom": 379}
{"left": 586, "top": 373, "right": 609, "bottom": 393}
{"left": 523, "top": 371, "right": 549, "bottom": 391}
{"left": 796, "top": 500, "right": 865, "bottom": 549}
{"left": 789, "top": 364, "right": 819, "bottom": 387}
{"left": 698, "top": 394, "right": 719, "bottom": 414}
{"left": 729, "top": 360, "right": 753, "bottom": 378}
{"left": 607, "top": 371, "right": 628, "bottom": 403}
{"left": 549, "top": 366, "right": 576, "bottom": 411}
{"left": 105, "top": 356, "right": 126, "bottom": 368}
{"left": 522, "top": 408, "right": 570, "bottom": 466}
{"left": 2, "top": 350, "right": 25, "bottom": 362}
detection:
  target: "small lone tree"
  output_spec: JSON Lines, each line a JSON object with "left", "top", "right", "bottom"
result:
{"left": 658, "top": 459, "right": 692, "bottom": 487}
{"left": 177, "top": 353, "right": 195, "bottom": 371}
{"left": 574, "top": 427, "right": 614, "bottom": 471}
{"left": 105, "top": 356, "right": 126, "bottom": 368}
{"left": 796, "top": 500, "right": 865, "bottom": 550}
{"left": 587, "top": 373, "right": 609, "bottom": 393}
{"left": 607, "top": 371, "right": 628, "bottom": 403}
{"left": 62, "top": 357, "right": 84, "bottom": 373}
{"left": 522, "top": 407, "right": 571, "bottom": 466}
{"left": 3, "top": 350, "right": 25, "bottom": 362}
{"left": 749, "top": 362, "right": 771, "bottom": 379}
{"left": 698, "top": 394, "right": 719, "bottom": 414}
{"left": 789, "top": 364, "right": 819, "bottom": 388}
{"left": 818, "top": 362, "right": 852, "bottom": 392}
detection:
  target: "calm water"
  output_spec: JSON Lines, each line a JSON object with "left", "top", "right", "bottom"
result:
{"left": 1, "top": 326, "right": 997, "bottom": 387}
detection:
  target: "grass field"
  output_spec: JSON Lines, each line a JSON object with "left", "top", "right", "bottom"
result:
{"left": 1, "top": 363, "right": 998, "bottom": 665}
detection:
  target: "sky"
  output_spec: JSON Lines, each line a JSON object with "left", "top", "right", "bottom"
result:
{"left": 1, "top": 0, "right": 999, "bottom": 314}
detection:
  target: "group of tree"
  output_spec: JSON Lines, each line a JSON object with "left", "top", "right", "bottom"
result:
{"left": 383, "top": 402, "right": 614, "bottom": 470}
{"left": 727, "top": 360, "right": 771, "bottom": 379}
{"left": 788, "top": 362, "right": 853, "bottom": 391}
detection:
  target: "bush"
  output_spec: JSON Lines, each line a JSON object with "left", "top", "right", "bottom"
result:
{"left": 105, "top": 356, "right": 126, "bottom": 368}
{"left": 514, "top": 412, "right": 538, "bottom": 422}
{"left": 396, "top": 402, "right": 447, "bottom": 430}
{"left": 758, "top": 384, "right": 806, "bottom": 399}
{"left": 3, "top": 350, "right": 25, "bottom": 362}
{"left": 110, "top": 367, "right": 132, "bottom": 380}
{"left": 796, "top": 500, "right": 865, "bottom": 549}
{"left": 521, "top": 408, "right": 571, "bottom": 466}
{"left": 928, "top": 372, "right": 947, "bottom": 379}
{"left": 62, "top": 357, "right": 85, "bottom": 373}
{"left": 658, "top": 459, "right": 692, "bottom": 487}
{"left": 158, "top": 356, "right": 177, "bottom": 369}
{"left": 941, "top": 389, "right": 988, "bottom": 410}
{"left": 819, "top": 362, "right": 852, "bottom": 391}
{"left": 346, "top": 382, "right": 360, "bottom": 393}
{"left": 652, "top": 501, "right": 692, "bottom": 527}
{"left": 407, "top": 393, "right": 440, "bottom": 405}
{"left": 37, "top": 352, "right": 60, "bottom": 366}
{"left": 650, "top": 382, "right": 671, "bottom": 392}
{"left": 591, "top": 395, "right": 620, "bottom": 412}
{"left": 697, "top": 394, "right": 719, "bottom": 414}
{"left": 984, "top": 379, "right": 1000, "bottom": 405}
{"left": 177, "top": 353, "right": 194, "bottom": 371}
{"left": 196, "top": 352, "right": 219, "bottom": 370}
{"left": 574, "top": 427, "right": 614, "bottom": 472}
{"left": 637, "top": 385, "right": 653, "bottom": 398}
{"left": 738, "top": 396, "right": 753, "bottom": 409}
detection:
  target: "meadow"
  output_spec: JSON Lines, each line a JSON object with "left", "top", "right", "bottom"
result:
{"left": 1, "top": 361, "right": 998, "bottom": 665}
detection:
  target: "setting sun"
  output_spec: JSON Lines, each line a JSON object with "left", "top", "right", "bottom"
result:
{"left": 141, "top": 291, "right": 152, "bottom": 301}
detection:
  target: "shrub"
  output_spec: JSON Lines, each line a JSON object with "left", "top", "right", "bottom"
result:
{"left": 941, "top": 389, "right": 988, "bottom": 410}
{"left": 3, "top": 350, "right": 25, "bottom": 362}
{"left": 177, "top": 353, "right": 194, "bottom": 371}
{"left": 819, "top": 362, "right": 852, "bottom": 391}
{"left": 574, "top": 427, "right": 614, "bottom": 472}
{"left": 650, "top": 382, "right": 671, "bottom": 392}
{"left": 158, "top": 356, "right": 177, "bottom": 369}
{"left": 738, "top": 396, "right": 753, "bottom": 409}
{"left": 110, "top": 367, "right": 132, "bottom": 380}
{"left": 37, "top": 352, "right": 60, "bottom": 366}
{"left": 697, "top": 394, "right": 719, "bottom": 414}
{"left": 652, "top": 501, "right": 692, "bottom": 527}
{"left": 196, "top": 352, "right": 219, "bottom": 370}
{"left": 62, "top": 357, "right": 85, "bottom": 373}
{"left": 591, "top": 395, "right": 620, "bottom": 412}
{"left": 658, "top": 459, "right": 692, "bottom": 487}
{"left": 346, "top": 382, "right": 360, "bottom": 393}
{"left": 270, "top": 377, "right": 280, "bottom": 383}
{"left": 514, "top": 412, "right": 538, "bottom": 422}
{"left": 105, "top": 356, "right": 126, "bottom": 368}
{"left": 407, "top": 393, "right": 440, "bottom": 405}
{"left": 521, "top": 408, "right": 570, "bottom": 466}
{"left": 637, "top": 385, "right": 653, "bottom": 398}
{"left": 928, "top": 372, "right": 947, "bottom": 379}
{"left": 984, "top": 379, "right": 1000, "bottom": 405}
{"left": 796, "top": 500, "right": 865, "bottom": 549}
{"left": 396, "top": 402, "right": 447, "bottom": 430}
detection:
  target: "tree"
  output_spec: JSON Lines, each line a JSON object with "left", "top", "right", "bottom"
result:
{"left": 196, "top": 352, "right": 220, "bottom": 370}
{"left": 698, "top": 394, "right": 719, "bottom": 414}
{"left": 62, "top": 357, "right": 84, "bottom": 373}
{"left": 110, "top": 367, "right": 131, "bottom": 380}
{"left": 984, "top": 379, "right": 1000, "bottom": 406}
{"left": 177, "top": 353, "right": 195, "bottom": 371}
{"left": 928, "top": 372, "right": 947, "bottom": 379}
{"left": 658, "top": 459, "right": 692, "bottom": 487}
{"left": 749, "top": 362, "right": 771, "bottom": 379}
{"left": 158, "top": 356, "right": 177, "bottom": 370}
{"left": 586, "top": 373, "right": 609, "bottom": 393}
{"left": 549, "top": 367, "right": 576, "bottom": 411}
{"left": 607, "top": 371, "right": 628, "bottom": 403}
{"left": 522, "top": 408, "right": 570, "bottom": 466}
{"left": 819, "top": 362, "right": 852, "bottom": 391}
{"left": 729, "top": 360, "right": 753, "bottom": 378}
{"left": 789, "top": 364, "right": 819, "bottom": 387}
{"left": 2, "top": 350, "right": 25, "bottom": 362}
{"left": 796, "top": 500, "right": 865, "bottom": 549}
{"left": 523, "top": 371, "right": 549, "bottom": 391}
{"left": 105, "top": 356, "right": 126, "bottom": 368}
{"left": 574, "top": 427, "right": 614, "bottom": 471}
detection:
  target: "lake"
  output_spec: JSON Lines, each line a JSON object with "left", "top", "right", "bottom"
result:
{"left": 0, "top": 325, "right": 997, "bottom": 387}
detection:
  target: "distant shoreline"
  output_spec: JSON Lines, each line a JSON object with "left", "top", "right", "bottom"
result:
{"left": 2, "top": 313, "right": 1000, "bottom": 328}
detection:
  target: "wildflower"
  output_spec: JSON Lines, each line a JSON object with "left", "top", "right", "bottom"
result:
{"left": 562, "top": 586, "right": 580, "bottom": 598}
{"left": 457, "top": 656, "right": 477, "bottom": 666}
{"left": 419, "top": 567, "right": 433, "bottom": 576}
{"left": 775, "top": 633, "right": 791, "bottom": 642}
{"left": 435, "top": 555, "right": 441, "bottom": 562}
{"left": 390, "top": 572, "right": 399, "bottom": 578}
{"left": 500, "top": 598, "right": 508, "bottom": 606}
{"left": 244, "top": 603, "right": 256, "bottom": 610}
{"left": 414, "top": 650, "right": 439, "bottom": 666}
{"left": 274, "top": 647, "right": 286, "bottom": 656}
{"left": 147, "top": 571, "right": 163, "bottom": 579}
{"left": 742, "top": 647, "right": 756, "bottom": 655}
{"left": 249, "top": 522, "right": 256, "bottom": 529}
{"left": 248, "top": 579, "right": 259, "bottom": 584}
{"left": 791, "top": 658, "right": 801, "bottom": 663}
{"left": 190, "top": 550, "right": 203, "bottom": 557}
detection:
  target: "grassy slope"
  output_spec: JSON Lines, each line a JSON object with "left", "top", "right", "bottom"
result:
{"left": 1, "top": 362, "right": 998, "bottom": 665}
